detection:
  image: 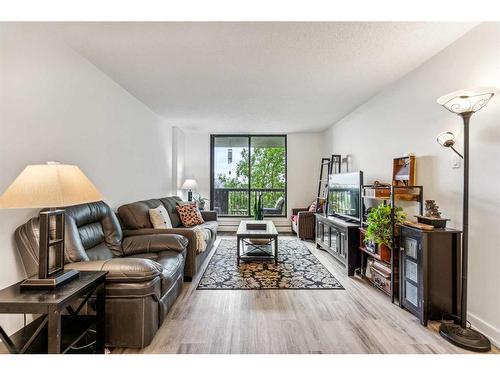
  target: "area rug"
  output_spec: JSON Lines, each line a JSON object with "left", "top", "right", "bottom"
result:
{"left": 197, "top": 238, "right": 343, "bottom": 290}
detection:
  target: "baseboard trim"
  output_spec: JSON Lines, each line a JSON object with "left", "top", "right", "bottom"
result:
{"left": 218, "top": 226, "right": 293, "bottom": 233}
{"left": 467, "top": 312, "right": 500, "bottom": 348}
{"left": 217, "top": 218, "right": 293, "bottom": 233}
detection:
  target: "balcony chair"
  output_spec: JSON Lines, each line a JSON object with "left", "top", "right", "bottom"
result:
{"left": 263, "top": 196, "right": 285, "bottom": 216}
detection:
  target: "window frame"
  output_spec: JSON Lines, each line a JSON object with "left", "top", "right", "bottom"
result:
{"left": 210, "top": 134, "right": 287, "bottom": 218}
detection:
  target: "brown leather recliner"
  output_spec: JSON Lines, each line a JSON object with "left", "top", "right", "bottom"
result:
{"left": 15, "top": 201, "right": 188, "bottom": 348}
{"left": 117, "top": 196, "right": 218, "bottom": 279}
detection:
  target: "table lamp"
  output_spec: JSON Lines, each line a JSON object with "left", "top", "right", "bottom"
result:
{"left": 436, "top": 86, "right": 498, "bottom": 352}
{"left": 0, "top": 162, "right": 103, "bottom": 289}
{"left": 181, "top": 179, "right": 198, "bottom": 201}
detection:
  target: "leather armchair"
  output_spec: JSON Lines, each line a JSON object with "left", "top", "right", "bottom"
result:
{"left": 15, "top": 201, "right": 188, "bottom": 348}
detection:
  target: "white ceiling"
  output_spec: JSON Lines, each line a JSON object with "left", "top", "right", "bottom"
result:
{"left": 47, "top": 22, "right": 476, "bottom": 133}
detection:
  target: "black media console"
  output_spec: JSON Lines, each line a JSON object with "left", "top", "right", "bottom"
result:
{"left": 315, "top": 214, "right": 360, "bottom": 276}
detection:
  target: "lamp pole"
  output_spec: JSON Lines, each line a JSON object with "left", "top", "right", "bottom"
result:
{"left": 436, "top": 87, "right": 497, "bottom": 353}
{"left": 460, "top": 112, "right": 471, "bottom": 330}
{"left": 438, "top": 113, "right": 491, "bottom": 352}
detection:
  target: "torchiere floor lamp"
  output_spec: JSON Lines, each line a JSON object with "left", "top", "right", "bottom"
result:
{"left": 436, "top": 86, "right": 498, "bottom": 352}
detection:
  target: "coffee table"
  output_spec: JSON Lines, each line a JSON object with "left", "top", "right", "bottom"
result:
{"left": 236, "top": 220, "right": 279, "bottom": 265}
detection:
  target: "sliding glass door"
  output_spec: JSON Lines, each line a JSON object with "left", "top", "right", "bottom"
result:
{"left": 210, "top": 135, "right": 287, "bottom": 217}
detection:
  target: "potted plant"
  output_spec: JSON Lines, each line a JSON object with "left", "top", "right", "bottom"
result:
{"left": 193, "top": 194, "right": 209, "bottom": 211}
{"left": 365, "top": 204, "right": 407, "bottom": 258}
{"left": 254, "top": 192, "right": 264, "bottom": 220}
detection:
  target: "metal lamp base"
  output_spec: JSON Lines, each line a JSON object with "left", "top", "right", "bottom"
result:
{"left": 20, "top": 269, "right": 79, "bottom": 290}
{"left": 439, "top": 322, "right": 491, "bottom": 352}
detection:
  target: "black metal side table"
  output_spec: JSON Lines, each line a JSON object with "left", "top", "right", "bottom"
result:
{"left": 0, "top": 271, "right": 107, "bottom": 354}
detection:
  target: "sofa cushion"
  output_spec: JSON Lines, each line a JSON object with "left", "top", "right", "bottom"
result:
{"left": 66, "top": 257, "right": 163, "bottom": 283}
{"left": 118, "top": 199, "right": 163, "bottom": 230}
{"left": 197, "top": 220, "right": 218, "bottom": 238}
{"left": 118, "top": 197, "right": 184, "bottom": 229}
{"left": 126, "top": 250, "right": 185, "bottom": 295}
{"left": 78, "top": 222, "right": 105, "bottom": 249}
{"left": 155, "top": 250, "right": 185, "bottom": 294}
{"left": 159, "top": 196, "right": 183, "bottom": 228}
{"left": 122, "top": 234, "right": 188, "bottom": 256}
{"left": 176, "top": 202, "right": 204, "bottom": 227}
{"left": 149, "top": 205, "right": 172, "bottom": 229}
{"left": 291, "top": 214, "right": 298, "bottom": 223}
{"left": 64, "top": 201, "right": 123, "bottom": 261}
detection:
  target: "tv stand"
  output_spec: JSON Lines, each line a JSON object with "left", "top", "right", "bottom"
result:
{"left": 315, "top": 214, "right": 360, "bottom": 276}
{"left": 332, "top": 215, "right": 358, "bottom": 224}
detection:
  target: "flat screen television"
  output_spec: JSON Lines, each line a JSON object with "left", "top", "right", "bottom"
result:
{"left": 327, "top": 171, "right": 363, "bottom": 222}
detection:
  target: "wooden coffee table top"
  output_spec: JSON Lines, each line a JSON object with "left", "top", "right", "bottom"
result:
{"left": 237, "top": 220, "right": 278, "bottom": 237}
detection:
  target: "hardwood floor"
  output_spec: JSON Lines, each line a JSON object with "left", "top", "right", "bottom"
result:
{"left": 112, "top": 235, "right": 496, "bottom": 354}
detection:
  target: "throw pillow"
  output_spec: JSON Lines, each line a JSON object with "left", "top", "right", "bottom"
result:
{"left": 308, "top": 200, "right": 317, "bottom": 212}
{"left": 309, "top": 198, "right": 326, "bottom": 212}
{"left": 176, "top": 202, "right": 204, "bottom": 227}
{"left": 149, "top": 205, "right": 173, "bottom": 229}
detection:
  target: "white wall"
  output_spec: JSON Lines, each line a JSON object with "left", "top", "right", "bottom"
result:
{"left": 286, "top": 132, "right": 324, "bottom": 217}
{"left": 322, "top": 23, "right": 500, "bottom": 346}
{"left": 180, "top": 130, "right": 323, "bottom": 230}
{"left": 182, "top": 130, "right": 211, "bottom": 201}
{"left": 0, "top": 24, "right": 173, "bottom": 334}
{"left": 172, "top": 127, "right": 186, "bottom": 197}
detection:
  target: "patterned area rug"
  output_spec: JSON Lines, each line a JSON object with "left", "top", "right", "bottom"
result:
{"left": 197, "top": 238, "right": 343, "bottom": 290}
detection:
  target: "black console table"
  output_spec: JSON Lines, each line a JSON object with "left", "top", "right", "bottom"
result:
{"left": 315, "top": 214, "right": 360, "bottom": 275}
{"left": 0, "top": 271, "right": 107, "bottom": 354}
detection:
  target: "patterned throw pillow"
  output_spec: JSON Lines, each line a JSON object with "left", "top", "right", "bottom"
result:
{"left": 309, "top": 198, "right": 326, "bottom": 213}
{"left": 149, "top": 205, "right": 173, "bottom": 229}
{"left": 176, "top": 202, "right": 204, "bottom": 227}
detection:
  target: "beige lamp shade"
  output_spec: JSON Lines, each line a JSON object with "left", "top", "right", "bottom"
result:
{"left": 0, "top": 162, "right": 103, "bottom": 209}
{"left": 181, "top": 179, "right": 198, "bottom": 191}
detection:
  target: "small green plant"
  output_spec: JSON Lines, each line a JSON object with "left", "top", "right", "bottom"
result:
{"left": 365, "top": 204, "right": 407, "bottom": 249}
{"left": 254, "top": 192, "right": 264, "bottom": 220}
{"left": 193, "top": 194, "right": 209, "bottom": 210}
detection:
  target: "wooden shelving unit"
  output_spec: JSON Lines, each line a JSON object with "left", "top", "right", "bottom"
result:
{"left": 358, "top": 184, "right": 423, "bottom": 303}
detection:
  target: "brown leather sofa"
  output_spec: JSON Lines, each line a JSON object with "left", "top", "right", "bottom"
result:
{"left": 15, "top": 201, "right": 188, "bottom": 348}
{"left": 117, "top": 196, "right": 218, "bottom": 279}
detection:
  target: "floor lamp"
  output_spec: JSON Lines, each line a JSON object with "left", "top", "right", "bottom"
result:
{"left": 436, "top": 86, "right": 498, "bottom": 352}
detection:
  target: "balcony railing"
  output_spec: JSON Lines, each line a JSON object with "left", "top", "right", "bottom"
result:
{"left": 213, "top": 187, "right": 285, "bottom": 216}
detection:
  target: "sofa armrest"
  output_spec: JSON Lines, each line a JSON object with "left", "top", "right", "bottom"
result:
{"left": 121, "top": 234, "right": 188, "bottom": 256}
{"left": 292, "top": 207, "right": 310, "bottom": 215}
{"left": 297, "top": 211, "right": 315, "bottom": 220}
{"left": 296, "top": 211, "right": 316, "bottom": 240}
{"left": 123, "top": 228, "right": 194, "bottom": 239}
{"left": 66, "top": 258, "right": 163, "bottom": 283}
{"left": 201, "top": 210, "right": 217, "bottom": 222}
